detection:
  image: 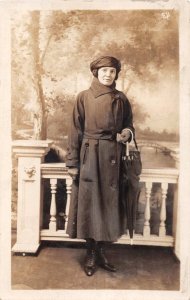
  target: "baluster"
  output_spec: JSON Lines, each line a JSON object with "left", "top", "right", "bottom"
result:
{"left": 159, "top": 182, "right": 168, "bottom": 237}
{"left": 143, "top": 182, "right": 152, "bottom": 237}
{"left": 49, "top": 178, "right": 57, "bottom": 231}
{"left": 65, "top": 177, "right": 73, "bottom": 231}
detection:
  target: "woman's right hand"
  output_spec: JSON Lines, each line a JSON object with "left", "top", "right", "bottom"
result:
{"left": 68, "top": 168, "right": 79, "bottom": 180}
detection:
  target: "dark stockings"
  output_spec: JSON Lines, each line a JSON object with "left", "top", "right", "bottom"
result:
{"left": 84, "top": 238, "right": 97, "bottom": 276}
{"left": 84, "top": 239, "right": 116, "bottom": 276}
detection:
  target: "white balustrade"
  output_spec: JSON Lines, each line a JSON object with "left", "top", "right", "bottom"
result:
{"left": 40, "top": 163, "right": 75, "bottom": 241}
{"left": 143, "top": 182, "right": 152, "bottom": 237}
{"left": 47, "top": 177, "right": 72, "bottom": 232}
{"left": 40, "top": 165, "right": 179, "bottom": 249}
{"left": 49, "top": 178, "right": 57, "bottom": 231}
{"left": 65, "top": 178, "right": 72, "bottom": 231}
{"left": 12, "top": 149, "right": 179, "bottom": 256}
{"left": 159, "top": 182, "right": 168, "bottom": 237}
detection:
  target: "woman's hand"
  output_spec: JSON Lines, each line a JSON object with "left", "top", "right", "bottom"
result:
{"left": 120, "top": 129, "right": 131, "bottom": 143}
{"left": 68, "top": 167, "right": 79, "bottom": 180}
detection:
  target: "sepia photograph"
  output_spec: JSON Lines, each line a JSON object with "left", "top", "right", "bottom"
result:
{"left": 1, "top": 1, "right": 190, "bottom": 300}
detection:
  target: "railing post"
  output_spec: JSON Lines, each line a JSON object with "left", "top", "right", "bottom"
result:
{"left": 12, "top": 140, "right": 53, "bottom": 254}
{"left": 159, "top": 182, "right": 168, "bottom": 237}
{"left": 49, "top": 178, "right": 57, "bottom": 231}
{"left": 143, "top": 181, "right": 152, "bottom": 237}
{"left": 65, "top": 177, "right": 73, "bottom": 231}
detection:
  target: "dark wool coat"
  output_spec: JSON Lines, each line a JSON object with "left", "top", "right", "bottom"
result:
{"left": 66, "top": 77, "right": 135, "bottom": 242}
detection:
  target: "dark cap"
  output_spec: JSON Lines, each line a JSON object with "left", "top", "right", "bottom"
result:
{"left": 90, "top": 56, "right": 121, "bottom": 73}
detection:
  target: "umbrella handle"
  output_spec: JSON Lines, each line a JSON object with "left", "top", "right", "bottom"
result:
{"left": 126, "top": 142, "right": 129, "bottom": 156}
{"left": 123, "top": 129, "right": 139, "bottom": 151}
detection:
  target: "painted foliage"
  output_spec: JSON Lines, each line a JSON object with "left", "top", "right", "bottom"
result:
{"left": 11, "top": 10, "right": 179, "bottom": 144}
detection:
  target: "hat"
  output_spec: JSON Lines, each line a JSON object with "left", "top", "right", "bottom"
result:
{"left": 90, "top": 56, "right": 121, "bottom": 73}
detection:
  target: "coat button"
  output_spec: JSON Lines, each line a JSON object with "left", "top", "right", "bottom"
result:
{"left": 111, "top": 159, "right": 116, "bottom": 164}
{"left": 111, "top": 183, "right": 117, "bottom": 189}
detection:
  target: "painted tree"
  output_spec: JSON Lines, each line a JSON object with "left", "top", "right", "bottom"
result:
{"left": 12, "top": 10, "right": 86, "bottom": 139}
{"left": 27, "top": 11, "right": 86, "bottom": 139}
{"left": 12, "top": 10, "right": 178, "bottom": 140}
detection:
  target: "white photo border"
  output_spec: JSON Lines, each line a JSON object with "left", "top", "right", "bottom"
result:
{"left": 0, "top": 0, "right": 190, "bottom": 299}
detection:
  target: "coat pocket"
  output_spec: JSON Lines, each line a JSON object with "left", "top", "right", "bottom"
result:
{"left": 82, "top": 142, "right": 89, "bottom": 164}
{"left": 80, "top": 140, "right": 98, "bottom": 182}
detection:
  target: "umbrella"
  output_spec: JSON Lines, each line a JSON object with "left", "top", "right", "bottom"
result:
{"left": 121, "top": 141, "right": 142, "bottom": 242}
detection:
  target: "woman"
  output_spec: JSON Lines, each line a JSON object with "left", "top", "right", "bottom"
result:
{"left": 66, "top": 56, "right": 135, "bottom": 276}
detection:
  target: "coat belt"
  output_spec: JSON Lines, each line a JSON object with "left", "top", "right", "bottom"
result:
{"left": 83, "top": 132, "right": 118, "bottom": 141}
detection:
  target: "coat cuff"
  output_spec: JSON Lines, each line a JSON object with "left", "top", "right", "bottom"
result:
{"left": 66, "top": 159, "right": 79, "bottom": 168}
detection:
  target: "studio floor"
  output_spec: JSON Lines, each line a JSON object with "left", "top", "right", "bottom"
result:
{"left": 11, "top": 234, "right": 180, "bottom": 290}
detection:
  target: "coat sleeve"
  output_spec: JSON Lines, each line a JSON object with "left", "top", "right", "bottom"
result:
{"left": 122, "top": 93, "right": 135, "bottom": 139}
{"left": 66, "top": 92, "right": 85, "bottom": 168}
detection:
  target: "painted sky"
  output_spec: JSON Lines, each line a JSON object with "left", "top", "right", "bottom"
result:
{"left": 12, "top": 10, "right": 179, "bottom": 135}
{"left": 45, "top": 10, "right": 179, "bottom": 134}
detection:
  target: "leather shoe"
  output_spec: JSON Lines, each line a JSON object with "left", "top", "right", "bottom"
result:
{"left": 97, "top": 246, "right": 117, "bottom": 272}
{"left": 99, "top": 261, "right": 117, "bottom": 272}
{"left": 84, "top": 249, "right": 96, "bottom": 276}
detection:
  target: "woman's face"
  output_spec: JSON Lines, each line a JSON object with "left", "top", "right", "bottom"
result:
{"left": 98, "top": 67, "right": 116, "bottom": 86}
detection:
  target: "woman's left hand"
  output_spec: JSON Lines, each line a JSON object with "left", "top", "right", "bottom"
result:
{"left": 120, "top": 129, "right": 131, "bottom": 143}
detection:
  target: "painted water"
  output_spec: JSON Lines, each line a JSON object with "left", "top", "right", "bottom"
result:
{"left": 141, "top": 147, "right": 176, "bottom": 169}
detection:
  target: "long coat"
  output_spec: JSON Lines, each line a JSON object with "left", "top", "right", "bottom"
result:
{"left": 66, "top": 77, "right": 134, "bottom": 242}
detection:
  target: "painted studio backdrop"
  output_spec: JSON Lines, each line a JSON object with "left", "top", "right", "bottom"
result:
{"left": 11, "top": 10, "right": 179, "bottom": 234}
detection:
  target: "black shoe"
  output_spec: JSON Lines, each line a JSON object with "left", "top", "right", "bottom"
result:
{"left": 84, "top": 249, "right": 97, "bottom": 276}
{"left": 97, "top": 245, "right": 117, "bottom": 272}
{"left": 99, "top": 261, "right": 117, "bottom": 272}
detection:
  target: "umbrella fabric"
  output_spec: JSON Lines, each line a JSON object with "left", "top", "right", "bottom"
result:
{"left": 121, "top": 140, "right": 142, "bottom": 239}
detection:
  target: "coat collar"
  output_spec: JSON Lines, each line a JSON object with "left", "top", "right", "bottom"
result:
{"left": 90, "top": 77, "right": 116, "bottom": 98}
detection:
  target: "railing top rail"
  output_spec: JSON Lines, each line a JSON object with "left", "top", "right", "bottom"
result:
{"left": 41, "top": 162, "right": 66, "bottom": 168}
{"left": 140, "top": 168, "right": 178, "bottom": 183}
{"left": 41, "top": 162, "right": 68, "bottom": 178}
{"left": 12, "top": 139, "right": 53, "bottom": 148}
{"left": 41, "top": 163, "right": 179, "bottom": 183}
